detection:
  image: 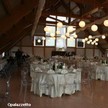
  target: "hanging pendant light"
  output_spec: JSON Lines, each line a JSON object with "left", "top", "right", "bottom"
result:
{"left": 67, "top": 26, "right": 74, "bottom": 32}
{"left": 104, "top": 20, "right": 108, "bottom": 27}
{"left": 95, "top": 42, "right": 98, "bottom": 45}
{"left": 56, "top": 31, "right": 60, "bottom": 35}
{"left": 37, "top": 39, "right": 41, "bottom": 43}
{"left": 57, "top": 22, "right": 63, "bottom": 28}
{"left": 79, "top": 20, "right": 86, "bottom": 28}
{"left": 44, "top": 26, "right": 50, "bottom": 32}
{"left": 65, "top": 32, "right": 70, "bottom": 37}
{"left": 102, "top": 35, "right": 106, "bottom": 39}
{"left": 95, "top": 38, "right": 99, "bottom": 41}
{"left": 50, "top": 33, "right": 55, "bottom": 37}
{"left": 73, "top": 34, "right": 77, "bottom": 38}
{"left": 91, "top": 24, "right": 98, "bottom": 31}
{"left": 42, "top": 37, "right": 46, "bottom": 40}
{"left": 88, "top": 35, "right": 92, "bottom": 39}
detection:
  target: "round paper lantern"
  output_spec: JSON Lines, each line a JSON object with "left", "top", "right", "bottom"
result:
{"left": 79, "top": 20, "right": 86, "bottom": 28}
{"left": 42, "top": 37, "right": 45, "bottom": 40}
{"left": 91, "top": 24, "right": 98, "bottom": 31}
{"left": 88, "top": 35, "right": 92, "bottom": 39}
{"left": 95, "top": 38, "right": 99, "bottom": 41}
{"left": 37, "top": 39, "right": 41, "bottom": 43}
{"left": 50, "top": 33, "right": 55, "bottom": 37}
{"left": 102, "top": 35, "right": 106, "bottom": 39}
{"left": 104, "top": 20, "right": 108, "bottom": 27}
{"left": 57, "top": 22, "right": 63, "bottom": 28}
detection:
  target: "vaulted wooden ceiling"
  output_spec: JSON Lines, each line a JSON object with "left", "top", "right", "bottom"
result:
{"left": 0, "top": 0, "right": 108, "bottom": 54}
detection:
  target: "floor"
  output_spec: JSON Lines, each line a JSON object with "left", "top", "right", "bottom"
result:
{"left": 0, "top": 68, "right": 108, "bottom": 108}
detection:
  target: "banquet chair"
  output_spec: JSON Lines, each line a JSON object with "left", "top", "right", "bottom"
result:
{"left": 0, "top": 75, "right": 11, "bottom": 103}
{"left": 46, "top": 74, "right": 57, "bottom": 98}
{"left": 81, "top": 64, "right": 93, "bottom": 91}
{"left": 64, "top": 73, "right": 76, "bottom": 95}
{"left": 31, "top": 72, "right": 48, "bottom": 97}
{"left": 19, "top": 67, "right": 31, "bottom": 102}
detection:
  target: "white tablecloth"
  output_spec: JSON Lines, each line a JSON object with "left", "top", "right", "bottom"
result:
{"left": 30, "top": 70, "right": 81, "bottom": 98}
{"left": 96, "top": 65, "right": 108, "bottom": 81}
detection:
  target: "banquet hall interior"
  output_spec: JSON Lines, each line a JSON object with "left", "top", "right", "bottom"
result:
{"left": 0, "top": 0, "right": 108, "bottom": 108}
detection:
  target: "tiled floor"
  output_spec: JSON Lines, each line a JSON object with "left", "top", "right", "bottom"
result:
{"left": 0, "top": 69, "right": 108, "bottom": 108}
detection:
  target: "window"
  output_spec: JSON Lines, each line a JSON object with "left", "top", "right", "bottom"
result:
{"left": 46, "top": 37, "right": 55, "bottom": 46}
{"left": 46, "top": 15, "right": 56, "bottom": 22}
{"left": 34, "top": 36, "right": 44, "bottom": 46}
{"left": 67, "top": 38, "right": 75, "bottom": 47}
{"left": 57, "top": 16, "right": 68, "bottom": 23}
{"left": 46, "top": 26, "right": 55, "bottom": 36}
{"left": 77, "top": 39, "right": 85, "bottom": 48}
{"left": 56, "top": 37, "right": 66, "bottom": 51}
{"left": 57, "top": 26, "right": 66, "bottom": 36}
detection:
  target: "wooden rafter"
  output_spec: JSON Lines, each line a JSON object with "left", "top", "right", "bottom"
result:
{"left": 68, "top": 0, "right": 100, "bottom": 5}
{"left": 0, "top": 26, "right": 32, "bottom": 54}
{"left": 61, "top": 0, "right": 69, "bottom": 13}
{"left": 0, "top": 0, "right": 39, "bottom": 35}
{"left": 48, "top": 16, "right": 68, "bottom": 25}
{"left": 42, "top": 11, "right": 81, "bottom": 19}
{"left": 1, "top": 0, "right": 12, "bottom": 14}
{"left": 31, "top": 0, "right": 46, "bottom": 37}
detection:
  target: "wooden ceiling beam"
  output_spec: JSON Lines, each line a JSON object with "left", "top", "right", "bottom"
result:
{"left": 31, "top": 0, "right": 46, "bottom": 37}
{"left": 48, "top": 16, "right": 68, "bottom": 25}
{"left": 60, "top": 0, "right": 71, "bottom": 13}
{"left": 0, "top": 0, "right": 39, "bottom": 35}
{"left": 1, "top": 0, "right": 12, "bottom": 14}
{"left": 0, "top": 15, "right": 33, "bottom": 47}
{"left": 0, "top": 26, "right": 32, "bottom": 54}
{"left": 68, "top": 0, "right": 100, "bottom": 5}
{"left": 42, "top": 11, "right": 81, "bottom": 19}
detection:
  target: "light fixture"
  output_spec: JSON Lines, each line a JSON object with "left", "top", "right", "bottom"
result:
{"left": 73, "top": 34, "right": 77, "bottom": 38}
{"left": 56, "top": 31, "right": 60, "bottom": 34}
{"left": 82, "top": 39, "right": 85, "bottom": 43}
{"left": 91, "top": 42, "right": 95, "bottom": 45}
{"left": 89, "top": 39, "right": 92, "bottom": 42}
{"left": 87, "top": 41, "right": 90, "bottom": 44}
{"left": 79, "top": 20, "right": 86, "bottom": 28}
{"left": 50, "top": 33, "right": 55, "bottom": 37}
{"left": 88, "top": 35, "right": 92, "bottom": 39}
{"left": 52, "top": 37, "right": 56, "bottom": 40}
{"left": 37, "top": 39, "right": 41, "bottom": 43}
{"left": 91, "top": 24, "right": 98, "bottom": 31}
{"left": 44, "top": 26, "right": 50, "bottom": 32}
{"left": 65, "top": 32, "right": 70, "bottom": 37}
{"left": 67, "top": 26, "right": 74, "bottom": 32}
{"left": 102, "top": 35, "right": 106, "bottom": 39}
{"left": 95, "top": 38, "right": 99, "bottom": 41}
{"left": 70, "top": 37, "right": 74, "bottom": 40}
{"left": 85, "top": 38, "right": 88, "bottom": 41}
{"left": 61, "top": 35, "right": 66, "bottom": 39}
{"left": 95, "top": 42, "right": 98, "bottom": 45}
{"left": 104, "top": 20, "right": 108, "bottom": 27}
{"left": 57, "top": 22, "right": 63, "bottom": 28}
{"left": 42, "top": 37, "right": 46, "bottom": 40}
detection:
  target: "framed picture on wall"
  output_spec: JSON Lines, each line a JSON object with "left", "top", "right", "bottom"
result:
{"left": 34, "top": 36, "right": 44, "bottom": 46}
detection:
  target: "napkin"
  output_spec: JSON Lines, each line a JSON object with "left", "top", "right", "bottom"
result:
{"left": 47, "top": 69, "right": 55, "bottom": 74}
{"left": 61, "top": 69, "right": 68, "bottom": 74}
{"left": 35, "top": 67, "right": 42, "bottom": 72}
{"left": 73, "top": 69, "right": 77, "bottom": 72}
